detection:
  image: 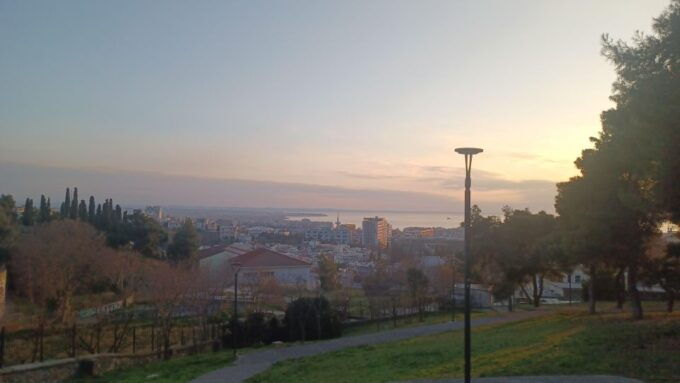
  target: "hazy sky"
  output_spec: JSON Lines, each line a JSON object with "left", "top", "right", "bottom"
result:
{"left": 0, "top": 0, "right": 671, "bottom": 213}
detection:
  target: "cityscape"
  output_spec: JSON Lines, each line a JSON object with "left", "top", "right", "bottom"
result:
{"left": 1, "top": 1, "right": 679, "bottom": 383}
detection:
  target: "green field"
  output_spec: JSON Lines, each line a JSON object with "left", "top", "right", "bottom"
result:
{"left": 248, "top": 309, "right": 680, "bottom": 383}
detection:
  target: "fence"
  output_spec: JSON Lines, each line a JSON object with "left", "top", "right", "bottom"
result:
{"left": 0, "top": 319, "right": 229, "bottom": 369}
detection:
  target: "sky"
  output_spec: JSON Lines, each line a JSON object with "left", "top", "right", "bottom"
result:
{"left": 0, "top": 0, "right": 672, "bottom": 214}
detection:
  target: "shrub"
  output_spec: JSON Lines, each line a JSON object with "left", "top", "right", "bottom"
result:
{"left": 284, "top": 297, "right": 342, "bottom": 342}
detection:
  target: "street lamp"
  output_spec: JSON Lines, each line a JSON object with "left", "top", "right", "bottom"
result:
{"left": 232, "top": 262, "right": 242, "bottom": 358}
{"left": 454, "top": 147, "right": 483, "bottom": 383}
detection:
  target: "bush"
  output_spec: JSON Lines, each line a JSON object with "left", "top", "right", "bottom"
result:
{"left": 284, "top": 297, "right": 342, "bottom": 342}
{"left": 245, "top": 312, "right": 266, "bottom": 345}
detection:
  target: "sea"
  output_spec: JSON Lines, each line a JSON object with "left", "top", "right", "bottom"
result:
{"left": 285, "top": 210, "right": 465, "bottom": 230}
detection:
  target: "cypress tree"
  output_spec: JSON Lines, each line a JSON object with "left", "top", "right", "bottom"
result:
{"left": 88, "top": 196, "right": 96, "bottom": 223}
{"left": 78, "top": 200, "right": 88, "bottom": 221}
{"left": 114, "top": 204, "right": 122, "bottom": 224}
{"left": 22, "top": 198, "right": 34, "bottom": 226}
{"left": 46, "top": 197, "right": 51, "bottom": 222}
{"left": 39, "top": 195, "right": 48, "bottom": 222}
{"left": 70, "top": 187, "right": 79, "bottom": 219}
{"left": 96, "top": 204, "right": 103, "bottom": 229}
{"left": 62, "top": 188, "right": 71, "bottom": 219}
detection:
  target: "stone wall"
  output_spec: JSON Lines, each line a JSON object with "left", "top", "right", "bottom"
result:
{"left": 0, "top": 341, "right": 215, "bottom": 383}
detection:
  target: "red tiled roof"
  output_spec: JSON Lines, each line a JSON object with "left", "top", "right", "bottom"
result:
{"left": 197, "top": 245, "right": 228, "bottom": 260}
{"left": 230, "top": 248, "right": 311, "bottom": 268}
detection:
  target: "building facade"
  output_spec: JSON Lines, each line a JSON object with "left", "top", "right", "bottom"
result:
{"left": 362, "top": 216, "right": 391, "bottom": 249}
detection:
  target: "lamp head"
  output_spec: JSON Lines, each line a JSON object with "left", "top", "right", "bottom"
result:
{"left": 454, "top": 147, "right": 483, "bottom": 155}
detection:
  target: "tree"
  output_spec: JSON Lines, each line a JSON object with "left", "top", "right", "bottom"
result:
{"left": 600, "top": 1, "right": 680, "bottom": 224}
{"left": 144, "top": 263, "right": 201, "bottom": 359}
{"left": 38, "top": 195, "right": 51, "bottom": 223}
{"left": 61, "top": 188, "right": 70, "bottom": 219}
{"left": 70, "top": 187, "right": 79, "bottom": 219}
{"left": 21, "top": 198, "right": 34, "bottom": 226}
{"left": 11, "top": 221, "right": 106, "bottom": 323}
{"left": 284, "top": 296, "right": 341, "bottom": 342}
{"left": 88, "top": 196, "right": 96, "bottom": 223}
{"left": 642, "top": 236, "right": 680, "bottom": 313}
{"left": 0, "top": 206, "right": 16, "bottom": 264}
{"left": 406, "top": 267, "right": 429, "bottom": 321}
{"left": 78, "top": 200, "right": 88, "bottom": 221}
{"left": 317, "top": 254, "right": 340, "bottom": 293}
{"left": 363, "top": 260, "right": 391, "bottom": 325}
{"left": 167, "top": 218, "right": 199, "bottom": 262}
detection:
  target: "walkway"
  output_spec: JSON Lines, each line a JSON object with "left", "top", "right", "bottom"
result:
{"left": 191, "top": 310, "right": 545, "bottom": 383}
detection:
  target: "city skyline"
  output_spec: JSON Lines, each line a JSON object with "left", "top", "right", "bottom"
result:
{"left": 0, "top": 0, "right": 670, "bottom": 213}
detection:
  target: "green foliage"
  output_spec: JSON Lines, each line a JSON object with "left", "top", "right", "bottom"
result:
{"left": 318, "top": 254, "right": 340, "bottom": 292}
{"left": 21, "top": 198, "right": 34, "bottom": 226}
{"left": 284, "top": 296, "right": 342, "bottom": 341}
{"left": 62, "top": 187, "right": 70, "bottom": 219}
{"left": 107, "top": 211, "right": 168, "bottom": 258}
{"left": 0, "top": 195, "right": 17, "bottom": 263}
{"left": 469, "top": 206, "right": 559, "bottom": 305}
{"left": 70, "top": 187, "right": 79, "bottom": 219}
{"left": 167, "top": 218, "right": 199, "bottom": 262}
{"left": 78, "top": 200, "right": 88, "bottom": 221}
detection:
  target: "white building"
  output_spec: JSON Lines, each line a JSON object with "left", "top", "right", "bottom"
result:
{"left": 230, "top": 248, "right": 313, "bottom": 288}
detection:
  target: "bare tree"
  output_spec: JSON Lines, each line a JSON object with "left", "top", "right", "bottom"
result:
{"left": 12, "top": 221, "right": 106, "bottom": 323}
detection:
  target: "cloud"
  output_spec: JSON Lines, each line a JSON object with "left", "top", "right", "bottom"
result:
{"left": 0, "top": 162, "right": 463, "bottom": 212}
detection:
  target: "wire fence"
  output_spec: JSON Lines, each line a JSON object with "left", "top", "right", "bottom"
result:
{"left": 0, "top": 319, "right": 228, "bottom": 368}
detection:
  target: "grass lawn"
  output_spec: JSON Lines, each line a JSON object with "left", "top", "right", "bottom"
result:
{"left": 69, "top": 350, "right": 235, "bottom": 383}
{"left": 342, "top": 309, "right": 497, "bottom": 337}
{"left": 248, "top": 307, "right": 680, "bottom": 383}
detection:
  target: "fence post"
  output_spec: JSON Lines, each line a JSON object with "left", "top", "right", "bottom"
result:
{"left": 96, "top": 326, "right": 101, "bottom": 354}
{"left": 39, "top": 323, "right": 44, "bottom": 362}
{"left": 71, "top": 323, "right": 76, "bottom": 357}
{"left": 0, "top": 326, "right": 5, "bottom": 368}
{"left": 132, "top": 327, "right": 136, "bottom": 354}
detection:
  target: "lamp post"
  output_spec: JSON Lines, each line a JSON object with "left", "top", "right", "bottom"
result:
{"left": 232, "top": 262, "right": 242, "bottom": 358}
{"left": 454, "top": 147, "right": 483, "bottom": 383}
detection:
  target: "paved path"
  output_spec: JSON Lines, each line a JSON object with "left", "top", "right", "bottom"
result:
{"left": 191, "top": 310, "right": 545, "bottom": 383}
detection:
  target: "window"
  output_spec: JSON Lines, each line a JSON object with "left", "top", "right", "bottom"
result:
{"left": 575, "top": 275, "right": 582, "bottom": 283}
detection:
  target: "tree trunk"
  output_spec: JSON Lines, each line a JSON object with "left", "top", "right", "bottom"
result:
{"left": 531, "top": 275, "right": 540, "bottom": 307}
{"left": 508, "top": 295, "right": 513, "bottom": 312}
{"left": 615, "top": 268, "right": 625, "bottom": 309}
{"left": 588, "top": 265, "right": 596, "bottom": 314}
{"left": 627, "top": 265, "right": 643, "bottom": 320}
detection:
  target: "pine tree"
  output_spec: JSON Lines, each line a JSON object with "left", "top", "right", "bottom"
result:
{"left": 70, "top": 187, "right": 79, "bottom": 219}
{"left": 78, "top": 200, "right": 88, "bottom": 221}
{"left": 168, "top": 218, "right": 199, "bottom": 262}
{"left": 88, "top": 196, "right": 96, "bottom": 223}
{"left": 62, "top": 188, "right": 71, "bottom": 219}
